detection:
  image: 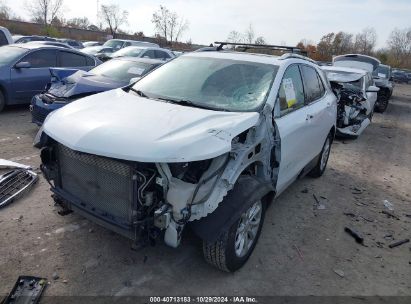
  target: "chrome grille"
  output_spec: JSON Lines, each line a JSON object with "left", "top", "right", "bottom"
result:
{"left": 57, "top": 144, "right": 133, "bottom": 224}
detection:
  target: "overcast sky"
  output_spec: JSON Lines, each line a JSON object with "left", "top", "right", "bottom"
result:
{"left": 6, "top": 0, "right": 411, "bottom": 47}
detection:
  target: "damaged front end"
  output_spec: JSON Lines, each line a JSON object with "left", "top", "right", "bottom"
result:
{"left": 332, "top": 83, "right": 371, "bottom": 137}
{"left": 40, "top": 139, "right": 235, "bottom": 248}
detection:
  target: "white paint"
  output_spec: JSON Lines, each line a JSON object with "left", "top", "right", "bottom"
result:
{"left": 43, "top": 88, "right": 259, "bottom": 162}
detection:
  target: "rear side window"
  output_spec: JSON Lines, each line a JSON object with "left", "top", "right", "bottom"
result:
{"left": 59, "top": 51, "right": 87, "bottom": 67}
{"left": 0, "top": 31, "right": 8, "bottom": 46}
{"left": 278, "top": 65, "right": 305, "bottom": 115}
{"left": 301, "top": 65, "right": 324, "bottom": 103}
{"left": 21, "top": 50, "right": 57, "bottom": 68}
{"left": 155, "top": 50, "right": 170, "bottom": 59}
{"left": 86, "top": 56, "right": 95, "bottom": 66}
{"left": 142, "top": 50, "right": 156, "bottom": 59}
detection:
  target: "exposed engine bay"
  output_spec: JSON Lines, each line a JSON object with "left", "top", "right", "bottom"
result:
{"left": 331, "top": 82, "right": 371, "bottom": 136}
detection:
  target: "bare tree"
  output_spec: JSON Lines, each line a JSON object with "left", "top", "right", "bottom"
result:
{"left": 227, "top": 30, "right": 243, "bottom": 43}
{"left": 66, "top": 17, "right": 90, "bottom": 30}
{"left": 100, "top": 4, "right": 129, "bottom": 38}
{"left": 152, "top": 5, "right": 189, "bottom": 46}
{"left": 354, "top": 27, "right": 377, "bottom": 54}
{"left": 26, "top": 0, "right": 64, "bottom": 27}
{"left": 244, "top": 24, "right": 255, "bottom": 44}
{"left": 387, "top": 27, "right": 411, "bottom": 67}
{"left": 0, "top": 0, "right": 11, "bottom": 19}
{"left": 254, "top": 36, "right": 266, "bottom": 45}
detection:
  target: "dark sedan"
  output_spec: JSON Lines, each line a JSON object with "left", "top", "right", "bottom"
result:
{"left": 30, "top": 57, "right": 163, "bottom": 125}
{"left": 0, "top": 44, "right": 101, "bottom": 112}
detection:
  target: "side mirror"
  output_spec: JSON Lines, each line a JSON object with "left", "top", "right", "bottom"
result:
{"left": 15, "top": 61, "right": 31, "bottom": 69}
{"left": 366, "top": 85, "right": 380, "bottom": 93}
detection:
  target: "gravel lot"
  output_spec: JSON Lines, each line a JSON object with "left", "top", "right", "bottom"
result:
{"left": 0, "top": 84, "right": 410, "bottom": 298}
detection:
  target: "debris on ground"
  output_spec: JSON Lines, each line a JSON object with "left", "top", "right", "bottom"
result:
{"left": 333, "top": 269, "right": 345, "bottom": 278}
{"left": 381, "top": 210, "right": 400, "bottom": 220}
{"left": 301, "top": 188, "right": 309, "bottom": 194}
{"left": 344, "top": 212, "right": 356, "bottom": 218}
{"left": 2, "top": 276, "right": 47, "bottom": 304}
{"left": 52, "top": 272, "right": 59, "bottom": 280}
{"left": 0, "top": 167, "right": 38, "bottom": 209}
{"left": 344, "top": 227, "right": 364, "bottom": 244}
{"left": 388, "top": 239, "right": 410, "bottom": 249}
{"left": 383, "top": 199, "right": 394, "bottom": 211}
{"left": 0, "top": 159, "right": 31, "bottom": 170}
{"left": 293, "top": 245, "right": 304, "bottom": 262}
{"left": 313, "top": 194, "right": 326, "bottom": 210}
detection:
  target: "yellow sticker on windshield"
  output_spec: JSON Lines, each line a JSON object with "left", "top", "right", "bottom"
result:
{"left": 283, "top": 78, "right": 297, "bottom": 108}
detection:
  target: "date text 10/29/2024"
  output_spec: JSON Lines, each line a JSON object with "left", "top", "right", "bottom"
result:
{"left": 149, "top": 297, "right": 258, "bottom": 303}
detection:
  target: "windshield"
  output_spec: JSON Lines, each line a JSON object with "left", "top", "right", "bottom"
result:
{"left": 373, "top": 66, "right": 390, "bottom": 78}
{"left": 91, "top": 59, "right": 155, "bottom": 82}
{"left": 132, "top": 56, "right": 278, "bottom": 111}
{"left": 103, "top": 40, "right": 124, "bottom": 50}
{"left": 0, "top": 46, "right": 28, "bottom": 65}
{"left": 111, "top": 47, "right": 144, "bottom": 58}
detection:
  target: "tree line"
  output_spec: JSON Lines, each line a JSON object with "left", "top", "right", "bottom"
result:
{"left": 0, "top": 0, "right": 190, "bottom": 46}
{"left": 297, "top": 27, "right": 411, "bottom": 69}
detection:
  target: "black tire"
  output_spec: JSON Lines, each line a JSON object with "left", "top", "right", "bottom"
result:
{"left": 308, "top": 132, "right": 332, "bottom": 177}
{"left": 203, "top": 200, "right": 266, "bottom": 272}
{"left": 375, "top": 91, "right": 389, "bottom": 113}
{"left": 0, "top": 91, "right": 5, "bottom": 113}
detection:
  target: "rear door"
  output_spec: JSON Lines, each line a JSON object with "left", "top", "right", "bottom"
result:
{"left": 273, "top": 64, "right": 312, "bottom": 193}
{"left": 300, "top": 65, "right": 333, "bottom": 158}
{"left": 58, "top": 50, "right": 94, "bottom": 71}
{"left": 10, "top": 49, "right": 57, "bottom": 103}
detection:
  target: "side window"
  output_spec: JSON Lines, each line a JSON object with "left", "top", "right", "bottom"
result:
{"left": 155, "top": 50, "right": 170, "bottom": 59}
{"left": 124, "top": 42, "right": 132, "bottom": 47}
{"left": 317, "top": 73, "right": 325, "bottom": 96}
{"left": 21, "top": 50, "right": 57, "bottom": 68}
{"left": 143, "top": 50, "right": 156, "bottom": 59}
{"left": 86, "top": 56, "right": 95, "bottom": 66}
{"left": 278, "top": 65, "right": 305, "bottom": 115}
{"left": 59, "top": 51, "right": 87, "bottom": 67}
{"left": 0, "top": 32, "right": 8, "bottom": 46}
{"left": 301, "top": 65, "right": 323, "bottom": 103}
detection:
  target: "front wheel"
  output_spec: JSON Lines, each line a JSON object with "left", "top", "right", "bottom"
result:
{"left": 203, "top": 200, "right": 265, "bottom": 272}
{"left": 309, "top": 132, "right": 332, "bottom": 177}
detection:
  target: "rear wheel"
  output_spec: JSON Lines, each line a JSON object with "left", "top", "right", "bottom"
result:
{"left": 375, "top": 91, "right": 389, "bottom": 113}
{"left": 309, "top": 132, "right": 332, "bottom": 177}
{"left": 0, "top": 91, "right": 5, "bottom": 113}
{"left": 203, "top": 200, "right": 265, "bottom": 272}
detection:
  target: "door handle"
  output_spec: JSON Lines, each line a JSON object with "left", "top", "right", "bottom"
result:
{"left": 306, "top": 114, "right": 314, "bottom": 120}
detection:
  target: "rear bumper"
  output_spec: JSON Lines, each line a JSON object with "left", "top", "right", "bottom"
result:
{"left": 30, "top": 95, "right": 65, "bottom": 126}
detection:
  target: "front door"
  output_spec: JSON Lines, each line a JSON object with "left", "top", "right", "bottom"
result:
{"left": 10, "top": 49, "right": 57, "bottom": 103}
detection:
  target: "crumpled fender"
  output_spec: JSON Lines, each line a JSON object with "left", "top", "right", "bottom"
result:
{"left": 190, "top": 175, "right": 274, "bottom": 242}
{"left": 49, "top": 68, "right": 80, "bottom": 82}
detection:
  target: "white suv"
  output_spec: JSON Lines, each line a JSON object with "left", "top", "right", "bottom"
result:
{"left": 38, "top": 45, "right": 337, "bottom": 272}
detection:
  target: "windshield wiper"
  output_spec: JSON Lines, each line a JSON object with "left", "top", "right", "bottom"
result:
{"left": 128, "top": 87, "right": 149, "bottom": 98}
{"left": 156, "top": 97, "right": 218, "bottom": 111}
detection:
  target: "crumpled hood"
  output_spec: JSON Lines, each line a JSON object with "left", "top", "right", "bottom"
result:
{"left": 43, "top": 89, "right": 260, "bottom": 162}
{"left": 47, "top": 70, "right": 125, "bottom": 98}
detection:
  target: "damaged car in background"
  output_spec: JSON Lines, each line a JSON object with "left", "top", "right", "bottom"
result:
{"left": 31, "top": 57, "right": 164, "bottom": 125}
{"left": 373, "top": 64, "right": 394, "bottom": 113}
{"left": 37, "top": 43, "right": 337, "bottom": 272}
{"left": 322, "top": 65, "right": 379, "bottom": 138}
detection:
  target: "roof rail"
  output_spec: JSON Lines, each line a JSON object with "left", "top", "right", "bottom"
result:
{"left": 279, "top": 53, "right": 316, "bottom": 63}
{"left": 214, "top": 41, "right": 307, "bottom": 55}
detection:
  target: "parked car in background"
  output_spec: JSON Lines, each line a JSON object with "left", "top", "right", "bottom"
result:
{"left": 0, "top": 26, "right": 13, "bottom": 46}
{"left": 172, "top": 51, "right": 184, "bottom": 57}
{"left": 38, "top": 48, "right": 337, "bottom": 272}
{"left": 58, "top": 39, "right": 84, "bottom": 49}
{"left": 31, "top": 57, "right": 163, "bottom": 125}
{"left": 27, "top": 41, "right": 74, "bottom": 49}
{"left": 83, "top": 41, "right": 102, "bottom": 47}
{"left": 373, "top": 64, "right": 394, "bottom": 113}
{"left": 391, "top": 70, "right": 409, "bottom": 83}
{"left": 100, "top": 46, "right": 175, "bottom": 62}
{"left": 0, "top": 44, "right": 100, "bottom": 112}
{"left": 323, "top": 66, "right": 379, "bottom": 137}
{"left": 14, "top": 35, "right": 56, "bottom": 43}
{"left": 102, "top": 39, "right": 159, "bottom": 51}
{"left": 81, "top": 46, "right": 114, "bottom": 57}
